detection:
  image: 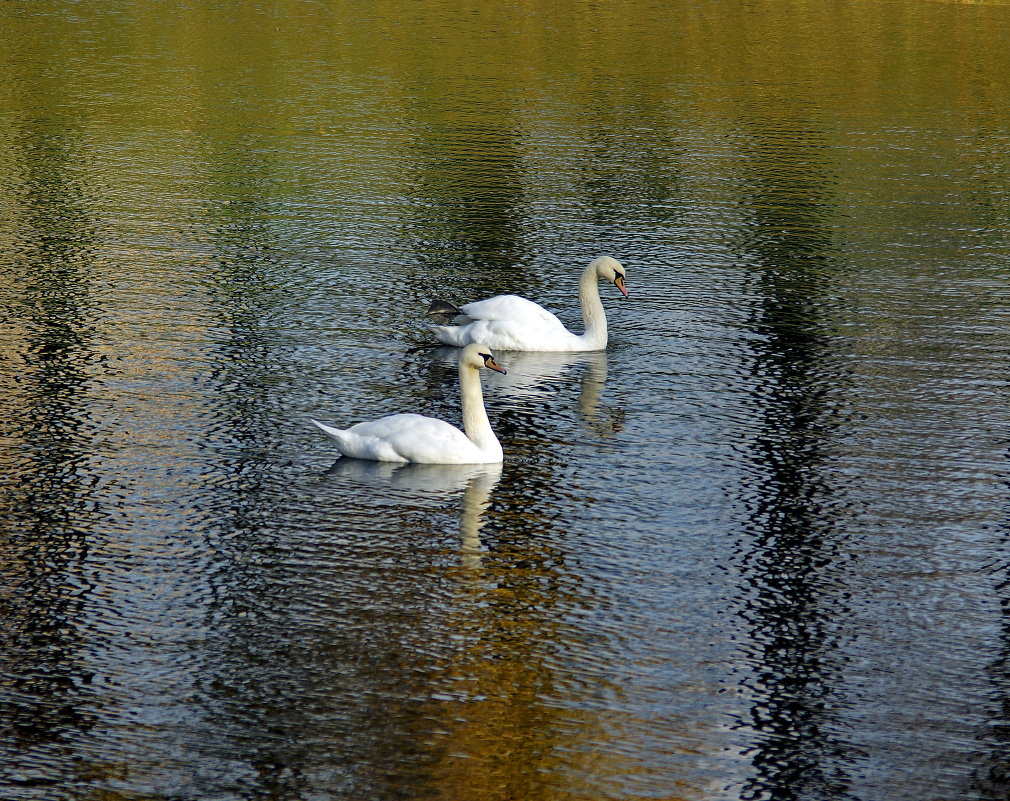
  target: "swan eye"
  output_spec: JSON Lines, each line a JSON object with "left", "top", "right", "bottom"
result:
{"left": 480, "top": 353, "right": 492, "bottom": 361}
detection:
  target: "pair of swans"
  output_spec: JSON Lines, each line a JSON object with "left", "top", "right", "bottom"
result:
{"left": 311, "top": 256, "right": 628, "bottom": 464}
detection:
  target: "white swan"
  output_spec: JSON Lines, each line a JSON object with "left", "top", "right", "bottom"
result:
{"left": 427, "top": 256, "right": 628, "bottom": 352}
{"left": 310, "top": 343, "right": 506, "bottom": 464}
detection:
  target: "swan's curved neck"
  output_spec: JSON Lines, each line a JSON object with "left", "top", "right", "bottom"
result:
{"left": 577, "top": 264, "right": 608, "bottom": 348}
{"left": 459, "top": 363, "right": 502, "bottom": 458}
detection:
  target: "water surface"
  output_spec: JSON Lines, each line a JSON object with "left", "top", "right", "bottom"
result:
{"left": 2, "top": 2, "right": 1010, "bottom": 799}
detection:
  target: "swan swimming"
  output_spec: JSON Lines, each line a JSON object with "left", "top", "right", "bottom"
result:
{"left": 310, "top": 343, "right": 506, "bottom": 464}
{"left": 427, "top": 256, "right": 628, "bottom": 352}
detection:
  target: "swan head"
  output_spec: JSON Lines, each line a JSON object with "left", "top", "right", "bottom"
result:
{"left": 592, "top": 256, "right": 629, "bottom": 297}
{"left": 461, "top": 342, "right": 507, "bottom": 375}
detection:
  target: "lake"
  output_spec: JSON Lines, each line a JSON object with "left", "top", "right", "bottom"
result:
{"left": 2, "top": 2, "right": 1010, "bottom": 799}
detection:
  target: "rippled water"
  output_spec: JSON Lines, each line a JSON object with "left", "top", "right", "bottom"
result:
{"left": 2, "top": 2, "right": 1010, "bottom": 800}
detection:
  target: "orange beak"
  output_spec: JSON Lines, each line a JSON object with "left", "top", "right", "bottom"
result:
{"left": 615, "top": 274, "right": 629, "bottom": 297}
{"left": 484, "top": 356, "right": 507, "bottom": 375}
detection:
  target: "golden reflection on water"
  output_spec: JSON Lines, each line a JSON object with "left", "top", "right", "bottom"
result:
{"left": 425, "top": 481, "right": 648, "bottom": 801}
{"left": 3, "top": 2, "right": 1010, "bottom": 800}
{"left": 3, "top": 1, "right": 1006, "bottom": 231}
{"left": 320, "top": 456, "right": 692, "bottom": 801}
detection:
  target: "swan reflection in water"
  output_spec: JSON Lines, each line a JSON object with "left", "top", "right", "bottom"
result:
{"left": 324, "top": 458, "right": 502, "bottom": 569}
{"left": 432, "top": 346, "right": 623, "bottom": 435}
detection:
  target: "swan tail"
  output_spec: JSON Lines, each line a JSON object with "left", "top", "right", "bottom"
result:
{"left": 427, "top": 324, "right": 473, "bottom": 347}
{"left": 311, "top": 419, "right": 352, "bottom": 451}
{"left": 427, "top": 298, "right": 463, "bottom": 324}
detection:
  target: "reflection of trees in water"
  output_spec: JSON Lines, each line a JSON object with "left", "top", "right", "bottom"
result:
{"left": 418, "top": 461, "right": 599, "bottom": 801}
{"left": 390, "top": 117, "right": 641, "bottom": 792}
{"left": 188, "top": 100, "right": 634, "bottom": 800}
{"left": 731, "top": 117, "right": 856, "bottom": 800}
{"left": 404, "top": 117, "right": 536, "bottom": 308}
{"left": 193, "top": 143, "right": 330, "bottom": 800}
{"left": 396, "top": 353, "right": 635, "bottom": 800}
{"left": 312, "top": 453, "right": 626, "bottom": 800}
{"left": 973, "top": 468, "right": 1010, "bottom": 798}
{"left": 976, "top": 594, "right": 1010, "bottom": 796}
{"left": 970, "top": 133, "right": 1010, "bottom": 801}
{"left": 574, "top": 93, "right": 684, "bottom": 234}
{"left": 397, "top": 118, "right": 631, "bottom": 797}
{"left": 188, "top": 115, "right": 599, "bottom": 798}
{"left": 193, "top": 143, "right": 512, "bottom": 799}
{"left": 0, "top": 124, "right": 101, "bottom": 780}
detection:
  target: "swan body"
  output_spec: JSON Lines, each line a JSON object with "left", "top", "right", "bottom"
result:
{"left": 428, "top": 256, "right": 628, "bottom": 352}
{"left": 311, "top": 343, "right": 506, "bottom": 464}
